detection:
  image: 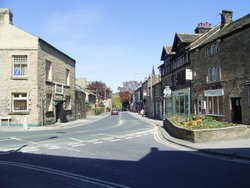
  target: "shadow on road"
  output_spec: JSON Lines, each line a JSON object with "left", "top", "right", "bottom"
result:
{"left": 0, "top": 147, "right": 250, "bottom": 187}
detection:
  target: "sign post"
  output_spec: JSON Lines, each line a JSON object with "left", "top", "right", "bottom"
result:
{"left": 163, "top": 86, "right": 172, "bottom": 120}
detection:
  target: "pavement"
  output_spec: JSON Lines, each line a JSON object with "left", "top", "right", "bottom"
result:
{"left": 1, "top": 111, "right": 250, "bottom": 161}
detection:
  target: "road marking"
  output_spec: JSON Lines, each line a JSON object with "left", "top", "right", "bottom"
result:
{"left": 71, "top": 143, "right": 86, "bottom": 147}
{"left": 70, "top": 138, "right": 85, "bottom": 142}
{"left": 0, "top": 138, "right": 14, "bottom": 142}
{"left": 110, "top": 139, "right": 121, "bottom": 142}
{"left": 93, "top": 141, "right": 104, "bottom": 144}
{"left": 0, "top": 160, "right": 131, "bottom": 188}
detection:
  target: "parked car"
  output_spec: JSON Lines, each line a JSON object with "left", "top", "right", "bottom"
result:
{"left": 111, "top": 109, "right": 118, "bottom": 115}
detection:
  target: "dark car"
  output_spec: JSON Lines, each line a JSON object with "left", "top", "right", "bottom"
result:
{"left": 111, "top": 109, "right": 118, "bottom": 115}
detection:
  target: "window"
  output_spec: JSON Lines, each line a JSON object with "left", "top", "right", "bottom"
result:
{"left": 206, "top": 96, "right": 223, "bottom": 115}
{"left": 248, "top": 84, "right": 250, "bottom": 107}
{"left": 208, "top": 66, "right": 221, "bottom": 83}
{"left": 206, "top": 43, "right": 219, "bottom": 56}
{"left": 55, "top": 84, "right": 63, "bottom": 94}
{"left": 12, "top": 55, "right": 27, "bottom": 78}
{"left": 65, "top": 96, "right": 71, "bottom": 110}
{"left": 65, "top": 69, "right": 70, "bottom": 86}
{"left": 12, "top": 93, "right": 27, "bottom": 112}
{"left": 46, "top": 94, "right": 53, "bottom": 111}
{"left": 46, "top": 60, "right": 52, "bottom": 81}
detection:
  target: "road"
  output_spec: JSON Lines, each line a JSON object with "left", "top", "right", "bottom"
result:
{"left": 0, "top": 112, "right": 249, "bottom": 188}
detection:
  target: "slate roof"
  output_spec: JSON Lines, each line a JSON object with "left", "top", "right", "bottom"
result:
{"left": 176, "top": 33, "right": 202, "bottom": 43}
{"left": 160, "top": 46, "right": 175, "bottom": 61}
{"left": 188, "top": 24, "right": 221, "bottom": 50}
{"left": 190, "top": 12, "right": 250, "bottom": 49}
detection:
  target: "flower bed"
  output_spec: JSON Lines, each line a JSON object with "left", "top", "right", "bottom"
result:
{"left": 163, "top": 115, "right": 250, "bottom": 143}
{"left": 169, "top": 115, "right": 237, "bottom": 130}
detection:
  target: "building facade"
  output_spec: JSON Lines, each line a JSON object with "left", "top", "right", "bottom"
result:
{"left": 190, "top": 10, "right": 250, "bottom": 125}
{"left": 0, "top": 9, "right": 77, "bottom": 126}
{"left": 159, "top": 32, "right": 202, "bottom": 116}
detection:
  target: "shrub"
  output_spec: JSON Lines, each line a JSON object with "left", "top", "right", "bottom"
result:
{"left": 169, "top": 114, "right": 237, "bottom": 130}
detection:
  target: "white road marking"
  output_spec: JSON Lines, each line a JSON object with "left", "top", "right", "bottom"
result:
{"left": 110, "top": 139, "right": 121, "bottom": 142}
{"left": 70, "top": 138, "right": 85, "bottom": 142}
{"left": 0, "top": 160, "right": 130, "bottom": 188}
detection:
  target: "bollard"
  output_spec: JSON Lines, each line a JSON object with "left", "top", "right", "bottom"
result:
{"left": 23, "top": 117, "right": 29, "bottom": 130}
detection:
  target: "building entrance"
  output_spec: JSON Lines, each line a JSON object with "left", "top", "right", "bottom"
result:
{"left": 231, "top": 97, "right": 242, "bottom": 124}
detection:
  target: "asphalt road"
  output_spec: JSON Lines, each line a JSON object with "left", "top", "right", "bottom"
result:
{"left": 0, "top": 112, "right": 250, "bottom": 188}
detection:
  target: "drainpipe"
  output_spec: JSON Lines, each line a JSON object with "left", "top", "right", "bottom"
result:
{"left": 41, "top": 96, "right": 44, "bottom": 126}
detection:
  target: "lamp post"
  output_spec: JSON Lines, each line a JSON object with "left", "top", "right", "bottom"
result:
{"left": 163, "top": 86, "right": 172, "bottom": 120}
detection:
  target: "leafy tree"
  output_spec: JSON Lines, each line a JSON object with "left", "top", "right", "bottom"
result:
{"left": 117, "top": 80, "right": 142, "bottom": 109}
{"left": 117, "top": 81, "right": 142, "bottom": 94}
{"left": 112, "top": 95, "right": 122, "bottom": 110}
{"left": 87, "top": 81, "right": 112, "bottom": 102}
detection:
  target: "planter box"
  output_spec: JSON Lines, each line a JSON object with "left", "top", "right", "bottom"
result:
{"left": 163, "top": 118, "right": 250, "bottom": 143}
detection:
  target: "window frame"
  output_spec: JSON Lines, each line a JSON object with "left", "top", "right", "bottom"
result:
{"left": 65, "top": 96, "right": 71, "bottom": 110}
{"left": 65, "top": 68, "right": 70, "bottom": 86}
{"left": 46, "top": 94, "right": 53, "bottom": 112}
{"left": 46, "top": 60, "right": 52, "bottom": 81}
{"left": 12, "top": 93, "right": 28, "bottom": 112}
{"left": 55, "top": 84, "right": 64, "bottom": 95}
{"left": 207, "top": 66, "right": 221, "bottom": 83}
{"left": 12, "top": 55, "right": 28, "bottom": 78}
{"left": 206, "top": 95, "right": 223, "bottom": 116}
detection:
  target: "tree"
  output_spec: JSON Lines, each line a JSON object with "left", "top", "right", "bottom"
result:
{"left": 87, "top": 81, "right": 112, "bottom": 102}
{"left": 117, "top": 80, "right": 142, "bottom": 110}
{"left": 112, "top": 95, "right": 122, "bottom": 110}
{"left": 117, "top": 81, "right": 142, "bottom": 94}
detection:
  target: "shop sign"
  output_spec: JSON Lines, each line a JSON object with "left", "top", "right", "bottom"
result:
{"left": 204, "top": 89, "right": 224, "bottom": 96}
{"left": 185, "top": 69, "right": 193, "bottom": 80}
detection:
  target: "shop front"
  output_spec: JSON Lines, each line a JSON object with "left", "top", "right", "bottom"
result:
{"left": 172, "top": 88, "right": 191, "bottom": 115}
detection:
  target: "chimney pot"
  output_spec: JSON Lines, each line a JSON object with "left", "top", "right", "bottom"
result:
{"left": 194, "top": 22, "right": 212, "bottom": 34}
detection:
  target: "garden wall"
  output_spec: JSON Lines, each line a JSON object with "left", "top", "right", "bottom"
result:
{"left": 163, "top": 119, "right": 250, "bottom": 143}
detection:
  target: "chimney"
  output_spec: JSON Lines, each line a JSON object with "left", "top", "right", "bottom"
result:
{"left": 0, "top": 8, "right": 13, "bottom": 25}
{"left": 194, "top": 22, "right": 212, "bottom": 34}
{"left": 220, "top": 10, "right": 233, "bottom": 28}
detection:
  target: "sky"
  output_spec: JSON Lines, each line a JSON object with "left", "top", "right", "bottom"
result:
{"left": 1, "top": 0, "right": 249, "bottom": 92}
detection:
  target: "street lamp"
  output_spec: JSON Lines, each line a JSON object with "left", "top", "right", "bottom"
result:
{"left": 163, "top": 86, "right": 172, "bottom": 120}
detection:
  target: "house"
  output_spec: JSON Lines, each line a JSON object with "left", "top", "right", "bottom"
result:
{"left": 0, "top": 8, "right": 77, "bottom": 126}
{"left": 189, "top": 10, "right": 250, "bottom": 125}
{"left": 76, "top": 78, "right": 96, "bottom": 105}
{"left": 159, "top": 32, "right": 201, "bottom": 116}
{"left": 75, "top": 85, "right": 86, "bottom": 119}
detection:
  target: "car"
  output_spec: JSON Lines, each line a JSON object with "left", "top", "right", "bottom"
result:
{"left": 111, "top": 109, "right": 118, "bottom": 115}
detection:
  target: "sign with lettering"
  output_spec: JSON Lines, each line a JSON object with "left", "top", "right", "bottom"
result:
{"left": 204, "top": 89, "right": 224, "bottom": 96}
{"left": 185, "top": 69, "right": 193, "bottom": 80}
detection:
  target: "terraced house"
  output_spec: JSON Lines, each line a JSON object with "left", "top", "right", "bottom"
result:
{"left": 190, "top": 10, "right": 250, "bottom": 125}
{"left": 159, "top": 10, "right": 250, "bottom": 125}
{"left": 0, "top": 9, "right": 77, "bottom": 126}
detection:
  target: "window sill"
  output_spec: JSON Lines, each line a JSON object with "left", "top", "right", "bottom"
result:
{"left": 9, "top": 111, "right": 30, "bottom": 115}
{"left": 206, "top": 114, "right": 224, "bottom": 117}
{"left": 46, "top": 80, "right": 54, "bottom": 85}
{"left": 12, "top": 77, "right": 28, "bottom": 80}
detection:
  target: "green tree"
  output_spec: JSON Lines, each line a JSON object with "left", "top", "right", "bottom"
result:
{"left": 112, "top": 95, "right": 122, "bottom": 110}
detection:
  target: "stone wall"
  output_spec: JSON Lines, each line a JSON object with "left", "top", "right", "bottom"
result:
{"left": 38, "top": 40, "right": 76, "bottom": 125}
{"left": 0, "top": 49, "right": 40, "bottom": 126}
{"left": 190, "top": 26, "right": 250, "bottom": 125}
{"left": 164, "top": 119, "right": 250, "bottom": 143}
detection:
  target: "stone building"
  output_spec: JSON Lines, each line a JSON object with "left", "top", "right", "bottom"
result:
{"left": 159, "top": 32, "right": 202, "bottom": 116}
{"left": 0, "top": 9, "right": 77, "bottom": 126}
{"left": 190, "top": 10, "right": 250, "bottom": 125}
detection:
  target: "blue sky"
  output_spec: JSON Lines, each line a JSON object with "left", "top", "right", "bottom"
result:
{"left": 1, "top": 0, "right": 249, "bottom": 92}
